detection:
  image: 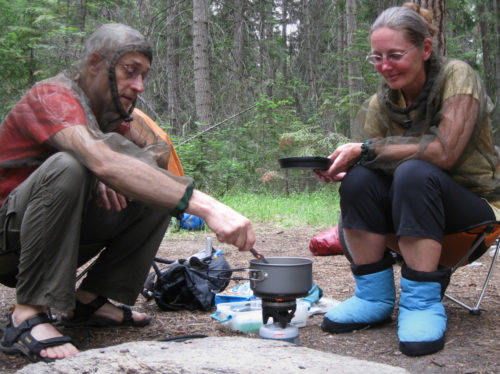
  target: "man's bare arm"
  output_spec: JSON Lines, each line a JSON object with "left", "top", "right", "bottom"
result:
{"left": 51, "top": 126, "right": 255, "bottom": 251}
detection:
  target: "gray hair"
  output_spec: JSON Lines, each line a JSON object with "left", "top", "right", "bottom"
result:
{"left": 370, "top": 5, "right": 436, "bottom": 47}
{"left": 79, "top": 23, "right": 152, "bottom": 70}
{"left": 79, "top": 23, "right": 153, "bottom": 121}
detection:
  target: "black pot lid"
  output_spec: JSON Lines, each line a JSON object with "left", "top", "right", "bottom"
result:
{"left": 278, "top": 156, "right": 332, "bottom": 170}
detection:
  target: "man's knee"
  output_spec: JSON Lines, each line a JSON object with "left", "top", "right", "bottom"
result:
{"left": 41, "top": 152, "right": 91, "bottom": 197}
{"left": 44, "top": 152, "right": 89, "bottom": 181}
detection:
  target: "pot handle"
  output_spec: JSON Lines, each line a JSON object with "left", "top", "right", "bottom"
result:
{"left": 211, "top": 267, "right": 267, "bottom": 282}
{"left": 248, "top": 269, "right": 267, "bottom": 282}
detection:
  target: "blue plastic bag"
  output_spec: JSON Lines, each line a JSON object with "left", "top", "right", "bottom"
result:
{"left": 175, "top": 213, "right": 205, "bottom": 231}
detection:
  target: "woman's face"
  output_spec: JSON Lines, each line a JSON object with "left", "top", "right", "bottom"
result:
{"left": 369, "top": 27, "right": 432, "bottom": 99}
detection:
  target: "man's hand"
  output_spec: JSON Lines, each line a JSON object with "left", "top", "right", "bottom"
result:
{"left": 187, "top": 190, "right": 255, "bottom": 252}
{"left": 204, "top": 206, "right": 255, "bottom": 252}
{"left": 97, "top": 181, "right": 129, "bottom": 212}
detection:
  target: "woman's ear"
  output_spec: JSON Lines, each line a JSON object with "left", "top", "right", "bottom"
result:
{"left": 423, "top": 38, "right": 433, "bottom": 61}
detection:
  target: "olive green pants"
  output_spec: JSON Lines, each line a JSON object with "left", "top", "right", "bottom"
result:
{"left": 0, "top": 152, "right": 170, "bottom": 310}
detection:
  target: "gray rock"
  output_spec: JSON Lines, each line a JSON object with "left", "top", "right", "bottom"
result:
{"left": 16, "top": 337, "right": 410, "bottom": 374}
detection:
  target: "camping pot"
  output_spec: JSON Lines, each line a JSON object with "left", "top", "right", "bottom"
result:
{"left": 248, "top": 257, "right": 313, "bottom": 299}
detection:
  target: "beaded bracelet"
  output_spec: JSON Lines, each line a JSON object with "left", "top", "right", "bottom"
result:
{"left": 171, "top": 181, "right": 195, "bottom": 218}
{"left": 358, "top": 140, "right": 377, "bottom": 165}
{"left": 358, "top": 140, "right": 371, "bottom": 164}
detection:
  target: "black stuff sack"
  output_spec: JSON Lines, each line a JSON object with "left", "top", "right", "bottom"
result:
{"left": 149, "top": 252, "right": 232, "bottom": 312}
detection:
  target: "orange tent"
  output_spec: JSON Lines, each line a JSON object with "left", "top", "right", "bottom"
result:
{"left": 130, "top": 108, "right": 184, "bottom": 177}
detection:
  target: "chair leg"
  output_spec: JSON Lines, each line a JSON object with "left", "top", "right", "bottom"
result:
{"left": 444, "top": 239, "right": 499, "bottom": 315}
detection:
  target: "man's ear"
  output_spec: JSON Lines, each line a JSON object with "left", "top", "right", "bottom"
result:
{"left": 86, "top": 52, "right": 105, "bottom": 76}
{"left": 423, "top": 38, "right": 433, "bottom": 61}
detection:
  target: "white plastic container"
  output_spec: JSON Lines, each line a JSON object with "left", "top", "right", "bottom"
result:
{"left": 211, "top": 300, "right": 263, "bottom": 333}
{"left": 211, "top": 298, "right": 309, "bottom": 334}
{"left": 290, "top": 299, "right": 309, "bottom": 328}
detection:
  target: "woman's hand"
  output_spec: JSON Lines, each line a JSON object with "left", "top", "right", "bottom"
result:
{"left": 314, "top": 142, "right": 363, "bottom": 183}
{"left": 96, "top": 181, "right": 129, "bottom": 212}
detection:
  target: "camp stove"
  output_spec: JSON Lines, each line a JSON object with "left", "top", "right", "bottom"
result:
{"left": 244, "top": 256, "right": 313, "bottom": 345}
{"left": 261, "top": 297, "right": 297, "bottom": 328}
{"left": 259, "top": 296, "right": 300, "bottom": 344}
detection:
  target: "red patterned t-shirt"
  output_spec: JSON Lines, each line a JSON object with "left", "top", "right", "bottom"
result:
{"left": 0, "top": 83, "right": 87, "bottom": 205}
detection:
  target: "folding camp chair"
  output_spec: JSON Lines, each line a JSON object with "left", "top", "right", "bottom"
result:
{"left": 439, "top": 222, "right": 500, "bottom": 315}
{"left": 339, "top": 218, "right": 500, "bottom": 315}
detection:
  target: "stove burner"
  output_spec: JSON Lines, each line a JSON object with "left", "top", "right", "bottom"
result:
{"left": 261, "top": 298, "right": 297, "bottom": 328}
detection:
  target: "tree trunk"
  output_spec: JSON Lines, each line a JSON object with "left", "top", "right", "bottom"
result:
{"left": 258, "top": 0, "right": 265, "bottom": 91}
{"left": 80, "top": 0, "right": 87, "bottom": 30}
{"left": 415, "top": 0, "right": 446, "bottom": 56}
{"left": 495, "top": 0, "right": 500, "bottom": 114}
{"left": 301, "top": 0, "right": 317, "bottom": 101}
{"left": 29, "top": 47, "right": 35, "bottom": 86}
{"left": 231, "top": 0, "right": 245, "bottom": 82}
{"left": 166, "top": 0, "right": 181, "bottom": 135}
{"left": 478, "top": 0, "right": 499, "bottom": 97}
{"left": 478, "top": 0, "right": 500, "bottom": 136}
{"left": 193, "top": 0, "right": 213, "bottom": 125}
{"left": 337, "top": 0, "right": 345, "bottom": 93}
{"left": 281, "top": 0, "right": 289, "bottom": 83}
{"left": 346, "top": 0, "right": 365, "bottom": 133}
{"left": 259, "top": 0, "right": 276, "bottom": 97}
{"left": 495, "top": 0, "right": 500, "bottom": 138}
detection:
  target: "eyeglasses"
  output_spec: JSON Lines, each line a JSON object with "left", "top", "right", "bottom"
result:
{"left": 116, "top": 63, "right": 149, "bottom": 82}
{"left": 365, "top": 46, "right": 415, "bottom": 65}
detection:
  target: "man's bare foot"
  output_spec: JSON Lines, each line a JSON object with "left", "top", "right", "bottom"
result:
{"left": 12, "top": 304, "right": 79, "bottom": 360}
{"left": 75, "top": 289, "right": 149, "bottom": 324}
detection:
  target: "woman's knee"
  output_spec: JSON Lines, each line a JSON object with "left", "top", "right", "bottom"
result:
{"left": 342, "top": 166, "right": 377, "bottom": 195}
{"left": 393, "top": 160, "right": 441, "bottom": 194}
{"left": 340, "top": 165, "right": 389, "bottom": 202}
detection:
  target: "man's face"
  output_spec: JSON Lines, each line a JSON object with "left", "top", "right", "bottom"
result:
{"left": 114, "top": 52, "right": 151, "bottom": 111}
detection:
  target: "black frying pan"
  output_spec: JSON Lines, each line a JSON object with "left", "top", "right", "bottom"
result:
{"left": 278, "top": 156, "right": 332, "bottom": 170}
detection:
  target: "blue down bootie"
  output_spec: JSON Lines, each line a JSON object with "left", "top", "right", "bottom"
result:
{"left": 398, "top": 264, "right": 451, "bottom": 356}
{"left": 321, "top": 253, "right": 395, "bottom": 333}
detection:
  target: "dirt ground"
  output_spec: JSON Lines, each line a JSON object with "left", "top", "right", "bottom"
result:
{"left": 1, "top": 223, "right": 499, "bottom": 373}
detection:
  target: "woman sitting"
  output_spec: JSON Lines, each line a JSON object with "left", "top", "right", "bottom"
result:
{"left": 315, "top": 3, "right": 499, "bottom": 356}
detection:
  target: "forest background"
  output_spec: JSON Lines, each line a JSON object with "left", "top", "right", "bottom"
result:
{"left": 1, "top": 0, "right": 499, "bottom": 198}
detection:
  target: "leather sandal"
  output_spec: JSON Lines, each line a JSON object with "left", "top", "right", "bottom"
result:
{"left": 61, "top": 295, "right": 151, "bottom": 328}
{"left": 0, "top": 312, "right": 73, "bottom": 362}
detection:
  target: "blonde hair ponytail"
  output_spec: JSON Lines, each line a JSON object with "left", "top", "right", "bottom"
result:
{"left": 402, "top": 2, "right": 437, "bottom": 37}
{"left": 371, "top": 5, "right": 436, "bottom": 47}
